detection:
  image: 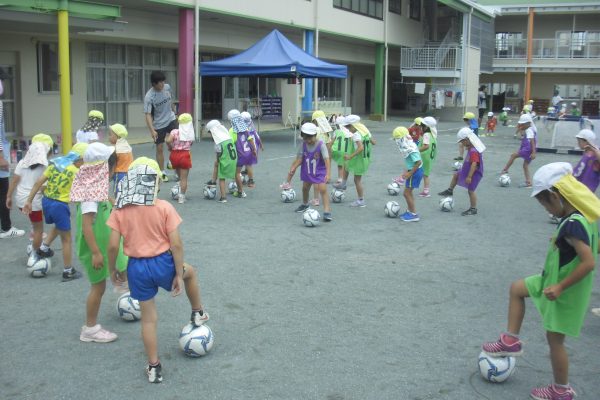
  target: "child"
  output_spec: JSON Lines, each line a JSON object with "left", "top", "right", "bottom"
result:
{"left": 206, "top": 120, "right": 237, "bottom": 203}
{"left": 572, "top": 129, "right": 600, "bottom": 193}
{"left": 486, "top": 111, "right": 497, "bottom": 135}
{"left": 230, "top": 115, "right": 253, "bottom": 198}
{"left": 71, "top": 142, "right": 129, "bottom": 343}
{"left": 241, "top": 111, "right": 263, "bottom": 188}
{"left": 418, "top": 116, "right": 437, "bottom": 197}
{"left": 205, "top": 109, "right": 240, "bottom": 188}
{"left": 329, "top": 116, "right": 349, "bottom": 185}
{"left": 107, "top": 157, "right": 209, "bottom": 383}
{"left": 392, "top": 127, "right": 422, "bottom": 222}
{"left": 283, "top": 123, "right": 332, "bottom": 222}
{"left": 438, "top": 127, "right": 485, "bottom": 216}
{"left": 310, "top": 110, "right": 334, "bottom": 206}
{"left": 482, "top": 162, "right": 600, "bottom": 400}
{"left": 570, "top": 102, "right": 581, "bottom": 117}
{"left": 108, "top": 123, "right": 133, "bottom": 197}
{"left": 408, "top": 117, "right": 424, "bottom": 145}
{"left": 455, "top": 112, "right": 478, "bottom": 161}
{"left": 333, "top": 115, "right": 375, "bottom": 208}
{"left": 6, "top": 134, "right": 53, "bottom": 266}
{"left": 499, "top": 107, "right": 510, "bottom": 126}
{"left": 165, "top": 113, "right": 194, "bottom": 204}
{"left": 23, "top": 142, "right": 88, "bottom": 280}
{"left": 76, "top": 110, "right": 104, "bottom": 144}
{"left": 501, "top": 114, "right": 537, "bottom": 188}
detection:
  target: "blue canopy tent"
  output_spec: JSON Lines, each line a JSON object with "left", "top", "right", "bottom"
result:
{"left": 200, "top": 29, "right": 348, "bottom": 144}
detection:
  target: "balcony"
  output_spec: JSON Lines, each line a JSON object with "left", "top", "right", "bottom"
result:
{"left": 400, "top": 47, "right": 462, "bottom": 78}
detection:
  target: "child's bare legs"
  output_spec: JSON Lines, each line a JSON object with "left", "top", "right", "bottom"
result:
{"left": 58, "top": 229, "right": 72, "bottom": 268}
{"left": 44, "top": 226, "right": 60, "bottom": 247}
{"left": 403, "top": 187, "right": 415, "bottom": 213}
{"left": 140, "top": 299, "right": 159, "bottom": 364}
{"left": 337, "top": 165, "right": 343, "bottom": 182}
{"left": 457, "top": 143, "right": 465, "bottom": 159}
{"left": 218, "top": 179, "right": 226, "bottom": 199}
{"left": 507, "top": 279, "right": 529, "bottom": 334}
{"left": 211, "top": 161, "right": 218, "bottom": 183}
{"left": 523, "top": 160, "right": 532, "bottom": 185}
{"left": 317, "top": 183, "right": 330, "bottom": 213}
{"left": 246, "top": 166, "right": 254, "bottom": 181}
{"left": 312, "top": 186, "right": 319, "bottom": 205}
{"left": 422, "top": 175, "right": 430, "bottom": 192}
{"left": 467, "top": 190, "right": 477, "bottom": 209}
{"left": 31, "top": 220, "right": 44, "bottom": 250}
{"left": 354, "top": 175, "right": 364, "bottom": 199}
{"left": 547, "top": 331, "right": 568, "bottom": 385}
{"left": 502, "top": 152, "right": 519, "bottom": 173}
{"left": 178, "top": 168, "right": 189, "bottom": 194}
{"left": 301, "top": 181, "right": 312, "bottom": 205}
{"left": 182, "top": 262, "right": 204, "bottom": 311}
{"left": 86, "top": 279, "right": 106, "bottom": 327}
{"left": 234, "top": 167, "right": 244, "bottom": 192}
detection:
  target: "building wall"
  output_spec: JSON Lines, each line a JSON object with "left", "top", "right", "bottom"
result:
{"left": 494, "top": 14, "right": 600, "bottom": 38}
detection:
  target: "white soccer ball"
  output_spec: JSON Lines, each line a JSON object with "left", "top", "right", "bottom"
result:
{"left": 384, "top": 201, "right": 401, "bottom": 218}
{"left": 116, "top": 292, "right": 141, "bottom": 321}
{"left": 170, "top": 184, "right": 180, "bottom": 200}
{"left": 281, "top": 189, "right": 296, "bottom": 203}
{"left": 228, "top": 181, "right": 238, "bottom": 194}
{"left": 499, "top": 174, "right": 511, "bottom": 187}
{"left": 241, "top": 174, "right": 249, "bottom": 185}
{"left": 330, "top": 189, "right": 345, "bottom": 203}
{"left": 453, "top": 161, "right": 463, "bottom": 171}
{"left": 302, "top": 208, "right": 321, "bottom": 227}
{"left": 439, "top": 196, "right": 454, "bottom": 212}
{"left": 27, "top": 258, "right": 51, "bottom": 278}
{"left": 387, "top": 182, "right": 402, "bottom": 196}
{"left": 478, "top": 351, "right": 516, "bottom": 383}
{"left": 26, "top": 243, "right": 33, "bottom": 256}
{"left": 203, "top": 185, "right": 217, "bottom": 200}
{"left": 179, "top": 323, "right": 214, "bottom": 357}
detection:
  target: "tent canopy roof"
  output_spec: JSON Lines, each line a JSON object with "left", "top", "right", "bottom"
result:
{"left": 200, "top": 29, "right": 347, "bottom": 78}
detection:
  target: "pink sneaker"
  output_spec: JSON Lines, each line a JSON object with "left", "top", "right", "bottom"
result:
{"left": 279, "top": 182, "right": 292, "bottom": 190}
{"left": 310, "top": 198, "right": 320, "bottom": 206}
{"left": 393, "top": 176, "right": 405, "bottom": 185}
{"left": 482, "top": 333, "right": 523, "bottom": 356}
{"left": 80, "top": 324, "right": 118, "bottom": 343}
{"left": 418, "top": 190, "right": 431, "bottom": 198}
{"left": 530, "top": 384, "right": 576, "bottom": 400}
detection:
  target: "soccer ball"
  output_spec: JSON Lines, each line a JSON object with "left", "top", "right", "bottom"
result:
{"left": 26, "top": 243, "right": 33, "bottom": 256}
{"left": 439, "top": 197, "right": 454, "bottom": 212}
{"left": 241, "top": 173, "right": 249, "bottom": 185}
{"left": 384, "top": 201, "right": 401, "bottom": 218}
{"left": 499, "top": 174, "right": 511, "bottom": 187}
{"left": 116, "top": 292, "right": 141, "bottom": 321}
{"left": 27, "top": 258, "right": 51, "bottom": 278}
{"left": 203, "top": 185, "right": 217, "bottom": 200}
{"left": 453, "top": 161, "right": 463, "bottom": 170}
{"left": 330, "top": 189, "right": 345, "bottom": 203}
{"left": 302, "top": 208, "right": 321, "bottom": 227}
{"left": 387, "top": 182, "right": 401, "bottom": 196}
{"left": 170, "top": 184, "right": 180, "bottom": 200}
{"left": 228, "top": 181, "right": 238, "bottom": 194}
{"left": 179, "top": 323, "right": 214, "bottom": 357}
{"left": 281, "top": 189, "right": 296, "bottom": 203}
{"left": 478, "top": 351, "right": 516, "bottom": 383}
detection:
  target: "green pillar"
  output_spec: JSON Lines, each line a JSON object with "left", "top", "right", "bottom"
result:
{"left": 374, "top": 43, "right": 384, "bottom": 115}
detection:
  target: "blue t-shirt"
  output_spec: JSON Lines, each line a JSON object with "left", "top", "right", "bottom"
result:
{"left": 404, "top": 151, "right": 422, "bottom": 170}
{"left": 556, "top": 213, "right": 590, "bottom": 267}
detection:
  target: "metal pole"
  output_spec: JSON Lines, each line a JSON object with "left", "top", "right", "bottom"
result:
{"left": 194, "top": 0, "right": 200, "bottom": 140}
{"left": 383, "top": 0, "right": 389, "bottom": 121}
{"left": 57, "top": 3, "right": 72, "bottom": 154}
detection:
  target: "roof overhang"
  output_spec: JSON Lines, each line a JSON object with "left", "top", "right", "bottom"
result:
{"left": 0, "top": 0, "right": 120, "bottom": 20}
{"left": 437, "top": 0, "right": 496, "bottom": 22}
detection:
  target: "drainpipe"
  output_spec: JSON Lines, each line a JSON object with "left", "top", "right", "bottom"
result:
{"left": 58, "top": 0, "right": 72, "bottom": 153}
{"left": 384, "top": 0, "right": 388, "bottom": 121}
{"left": 313, "top": 0, "right": 319, "bottom": 111}
{"left": 461, "top": 8, "right": 472, "bottom": 115}
{"left": 524, "top": 7, "right": 534, "bottom": 104}
{"left": 194, "top": 0, "right": 200, "bottom": 139}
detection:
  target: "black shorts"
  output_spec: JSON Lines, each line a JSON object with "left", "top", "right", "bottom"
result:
{"left": 478, "top": 108, "right": 486, "bottom": 119}
{"left": 154, "top": 119, "right": 177, "bottom": 145}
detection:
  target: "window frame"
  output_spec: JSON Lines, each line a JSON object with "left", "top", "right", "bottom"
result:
{"left": 409, "top": 0, "right": 421, "bottom": 21}
{"left": 333, "top": 0, "right": 384, "bottom": 20}
{"left": 37, "top": 41, "right": 72, "bottom": 94}
{"left": 389, "top": 0, "right": 401, "bottom": 15}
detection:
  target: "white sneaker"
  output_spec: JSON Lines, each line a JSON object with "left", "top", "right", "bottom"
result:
{"left": 592, "top": 308, "right": 600, "bottom": 317}
{"left": 80, "top": 324, "right": 118, "bottom": 343}
{"left": 0, "top": 227, "right": 25, "bottom": 239}
{"left": 27, "top": 252, "right": 39, "bottom": 267}
{"left": 178, "top": 193, "right": 186, "bottom": 204}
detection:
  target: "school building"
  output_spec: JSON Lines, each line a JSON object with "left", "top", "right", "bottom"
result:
{"left": 0, "top": 0, "right": 598, "bottom": 146}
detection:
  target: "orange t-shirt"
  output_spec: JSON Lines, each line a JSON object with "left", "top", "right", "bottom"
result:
{"left": 106, "top": 199, "right": 182, "bottom": 258}
{"left": 115, "top": 152, "right": 134, "bottom": 173}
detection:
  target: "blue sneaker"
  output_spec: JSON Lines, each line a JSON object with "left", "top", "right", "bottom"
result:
{"left": 401, "top": 212, "right": 420, "bottom": 222}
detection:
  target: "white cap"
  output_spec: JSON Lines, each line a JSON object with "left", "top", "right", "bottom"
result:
{"left": 344, "top": 114, "right": 360, "bottom": 125}
{"left": 422, "top": 116, "right": 437, "bottom": 128}
{"left": 487, "top": 111, "right": 494, "bottom": 117}
{"left": 335, "top": 116, "right": 346, "bottom": 126}
{"left": 575, "top": 129, "right": 596, "bottom": 144}
{"left": 206, "top": 120, "right": 231, "bottom": 145}
{"left": 531, "top": 162, "right": 573, "bottom": 197}
{"left": 571, "top": 102, "right": 577, "bottom": 106}
{"left": 502, "top": 107, "right": 510, "bottom": 111}
{"left": 83, "top": 142, "right": 115, "bottom": 163}
{"left": 456, "top": 127, "right": 472, "bottom": 142}
{"left": 240, "top": 111, "right": 252, "bottom": 121}
{"left": 300, "top": 122, "right": 318, "bottom": 135}
{"left": 518, "top": 114, "right": 532, "bottom": 124}
{"left": 227, "top": 109, "right": 240, "bottom": 121}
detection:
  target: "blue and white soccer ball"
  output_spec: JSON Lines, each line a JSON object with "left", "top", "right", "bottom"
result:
{"left": 203, "top": 185, "right": 217, "bottom": 200}
{"left": 170, "top": 184, "right": 180, "bottom": 200}
{"left": 453, "top": 161, "right": 463, "bottom": 171}
{"left": 302, "top": 208, "right": 321, "bottom": 227}
{"left": 116, "top": 292, "right": 141, "bottom": 321}
{"left": 179, "top": 323, "right": 215, "bottom": 357}
{"left": 478, "top": 351, "right": 516, "bottom": 383}
{"left": 387, "top": 182, "right": 401, "bottom": 195}
{"left": 281, "top": 189, "right": 296, "bottom": 203}
{"left": 439, "top": 197, "right": 454, "bottom": 212}
{"left": 330, "top": 189, "right": 345, "bottom": 203}
{"left": 384, "top": 201, "right": 401, "bottom": 218}
{"left": 499, "top": 174, "right": 511, "bottom": 187}
{"left": 27, "top": 258, "right": 51, "bottom": 278}
{"left": 228, "top": 181, "right": 238, "bottom": 194}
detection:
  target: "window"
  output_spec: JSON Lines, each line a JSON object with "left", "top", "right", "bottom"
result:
{"left": 0, "top": 65, "right": 17, "bottom": 134}
{"left": 37, "top": 42, "right": 60, "bottom": 92}
{"left": 317, "top": 78, "right": 342, "bottom": 101}
{"left": 409, "top": 0, "right": 420, "bottom": 21}
{"left": 333, "top": 0, "right": 383, "bottom": 19}
{"left": 389, "top": 0, "right": 401, "bottom": 14}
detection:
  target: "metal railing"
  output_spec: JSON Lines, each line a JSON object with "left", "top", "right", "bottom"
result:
{"left": 400, "top": 47, "right": 462, "bottom": 71}
{"left": 495, "top": 38, "right": 600, "bottom": 59}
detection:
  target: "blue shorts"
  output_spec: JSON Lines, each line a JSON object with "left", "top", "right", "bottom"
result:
{"left": 113, "top": 172, "right": 127, "bottom": 197}
{"left": 127, "top": 252, "right": 176, "bottom": 301}
{"left": 42, "top": 197, "right": 71, "bottom": 231}
{"left": 405, "top": 168, "right": 424, "bottom": 189}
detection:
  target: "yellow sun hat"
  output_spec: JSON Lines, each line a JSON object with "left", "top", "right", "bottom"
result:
{"left": 463, "top": 112, "right": 476, "bottom": 120}
{"left": 71, "top": 142, "right": 89, "bottom": 158}
{"left": 31, "top": 133, "right": 54, "bottom": 150}
{"left": 129, "top": 156, "right": 160, "bottom": 176}
{"left": 110, "top": 123, "right": 128, "bottom": 139}
{"left": 392, "top": 126, "right": 409, "bottom": 139}
{"left": 414, "top": 117, "right": 423, "bottom": 125}
{"left": 178, "top": 113, "right": 193, "bottom": 124}
{"left": 312, "top": 110, "right": 326, "bottom": 121}
{"left": 88, "top": 110, "right": 104, "bottom": 120}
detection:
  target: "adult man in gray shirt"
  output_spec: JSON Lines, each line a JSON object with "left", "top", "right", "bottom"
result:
{"left": 144, "top": 71, "right": 177, "bottom": 182}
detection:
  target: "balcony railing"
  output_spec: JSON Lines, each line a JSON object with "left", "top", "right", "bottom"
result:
{"left": 400, "top": 47, "right": 462, "bottom": 71}
{"left": 495, "top": 39, "right": 600, "bottom": 59}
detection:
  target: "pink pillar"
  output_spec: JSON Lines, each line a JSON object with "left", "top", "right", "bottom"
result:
{"left": 178, "top": 8, "right": 194, "bottom": 114}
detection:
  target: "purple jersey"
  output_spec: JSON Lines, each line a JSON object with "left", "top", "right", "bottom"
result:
{"left": 300, "top": 140, "right": 327, "bottom": 184}
{"left": 248, "top": 130, "right": 260, "bottom": 165}
{"left": 518, "top": 127, "right": 537, "bottom": 162}
{"left": 457, "top": 147, "right": 483, "bottom": 191}
{"left": 573, "top": 152, "right": 600, "bottom": 192}
{"left": 235, "top": 131, "right": 254, "bottom": 167}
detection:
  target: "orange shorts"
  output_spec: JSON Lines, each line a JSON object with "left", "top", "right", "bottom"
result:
{"left": 169, "top": 150, "right": 192, "bottom": 170}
